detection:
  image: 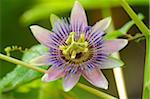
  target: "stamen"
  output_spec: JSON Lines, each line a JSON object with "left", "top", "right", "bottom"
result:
{"left": 65, "top": 32, "right": 75, "bottom": 44}
{"left": 78, "top": 33, "right": 85, "bottom": 43}
{"left": 59, "top": 32, "right": 89, "bottom": 59}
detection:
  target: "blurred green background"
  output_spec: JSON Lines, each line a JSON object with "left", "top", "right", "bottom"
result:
{"left": 0, "top": 0, "right": 149, "bottom": 99}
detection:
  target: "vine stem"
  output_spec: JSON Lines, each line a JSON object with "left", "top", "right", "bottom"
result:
{"left": 112, "top": 54, "right": 127, "bottom": 99}
{"left": 77, "top": 83, "right": 117, "bottom": 99}
{"left": 119, "top": 0, "right": 150, "bottom": 98}
{"left": 143, "top": 36, "right": 150, "bottom": 97}
{"left": 0, "top": 53, "right": 47, "bottom": 73}
{"left": 119, "top": 0, "right": 149, "bottom": 36}
{"left": 0, "top": 53, "right": 117, "bottom": 99}
{"left": 127, "top": 34, "right": 144, "bottom": 41}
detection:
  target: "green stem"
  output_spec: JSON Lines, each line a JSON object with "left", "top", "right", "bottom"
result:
{"left": 127, "top": 33, "right": 144, "bottom": 41}
{"left": 143, "top": 36, "right": 150, "bottom": 98}
{"left": 119, "top": 0, "right": 150, "bottom": 36}
{"left": 0, "top": 53, "right": 47, "bottom": 73}
{"left": 77, "top": 83, "right": 117, "bottom": 99}
{"left": 0, "top": 53, "right": 117, "bottom": 99}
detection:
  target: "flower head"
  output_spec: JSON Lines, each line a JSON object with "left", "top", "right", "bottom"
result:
{"left": 30, "top": 1, "right": 128, "bottom": 92}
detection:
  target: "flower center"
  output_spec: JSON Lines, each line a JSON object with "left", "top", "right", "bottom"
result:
{"left": 59, "top": 32, "right": 89, "bottom": 61}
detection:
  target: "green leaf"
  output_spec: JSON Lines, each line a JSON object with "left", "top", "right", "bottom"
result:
{"left": 104, "top": 13, "right": 144, "bottom": 40}
{"left": 0, "top": 45, "right": 49, "bottom": 92}
{"left": 16, "top": 77, "right": 77, "bottom": 99}
{"left": 39, "top": 80, "right": 77, "bottom": 99}
{"left": 39, "top": 80, "right": 62, "bottom": 99}
{"left": 16, "top": 79, "right": 42, "bottom": 93}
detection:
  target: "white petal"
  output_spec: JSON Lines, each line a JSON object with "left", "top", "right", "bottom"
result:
{"left": 30, "top": 25, "right": 53, "bottom": 47}
{"left": 92, "top": 17, "right": 111, "bottom": 32}
{"left": 102, "top": 39, "right": 128, "bottom": 55}
{"left": 71, "top": 1, "right": 87, "bottom": 28}
{"left": 99, "top": 57, "right": 124, "bottom": 69}
{"left": 30, "top": 54, "right": 50, "bottom": 66}
{"left": 63, "top": 72, "right": 81, "bottom": 92}
{"left": 82, "top": 68, "right": 108, "bottom": 89}
{"left": 42, "top": 66, "right": 65, "bottom": 82}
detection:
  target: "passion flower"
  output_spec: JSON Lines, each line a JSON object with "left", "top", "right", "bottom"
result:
{"left": 30, "top": 1, "right": 128, "bottom": 92}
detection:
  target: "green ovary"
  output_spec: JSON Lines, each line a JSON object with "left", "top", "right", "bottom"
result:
{"left": 59, "top": 32, "right": 89, "bottom": 60}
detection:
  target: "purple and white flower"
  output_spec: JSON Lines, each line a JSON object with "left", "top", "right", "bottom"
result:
{"left": 30, "top": 1, "right": 128, "bottom": 92}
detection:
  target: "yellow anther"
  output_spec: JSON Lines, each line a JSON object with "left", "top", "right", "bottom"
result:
{"left": 59, "top": 45, "right": 67, "bottom": 50}
{"left": 59, "top": 32, "right": 88, "bottom": 59}
{"left": 78, "top": 33, "right": 85, "bottom": 43}
{"left": 84, "top": 42, "right": 88, "bottom": 47}
{"left": 66, "top": 32, "right": 75, "bottom": 44}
